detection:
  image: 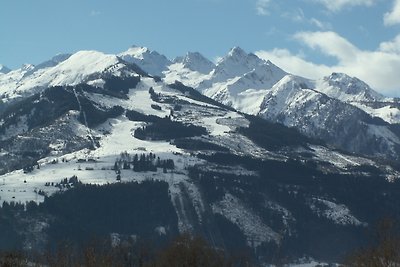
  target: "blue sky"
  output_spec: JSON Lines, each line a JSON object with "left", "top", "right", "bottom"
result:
{"left": 1, "top": 0, "right": 400, "bottom": 95}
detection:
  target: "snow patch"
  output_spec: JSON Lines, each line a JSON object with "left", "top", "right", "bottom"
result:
{"left": 212, "top": 193, "right": 280, "bottom": 247}
{"left": 309, "top": 198, "right": 366, "bottom": 226}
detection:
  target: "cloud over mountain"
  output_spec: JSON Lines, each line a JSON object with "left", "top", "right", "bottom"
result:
{"left": 256, "top": 31, "right": 400, "bottom": 96}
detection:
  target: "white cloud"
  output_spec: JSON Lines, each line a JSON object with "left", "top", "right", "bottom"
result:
{"left": 256, "top": 0, "right": 271, "bottom": 15}
{"left": 384, "top": 0, "right": 400, "bottom": 26}
{"left": 256, "top": 31, "right": 400, "bottom": 96}
{"left": 294, "top": 31, "right": 359, "bottom": 62}
{"left": 379, "top": 34, "right": 400, "bottom": 53}
{"left": 311, "top": 0, "right": 378, "bottom": 12}
{"left": 255, "top": 48, "right": 332, "bottom": 79}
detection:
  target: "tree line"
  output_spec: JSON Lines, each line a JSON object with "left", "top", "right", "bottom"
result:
{"left": 113, "top": 152, "right": 175, "bottom": 173}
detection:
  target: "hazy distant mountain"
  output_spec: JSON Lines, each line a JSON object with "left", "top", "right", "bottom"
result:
{"left": 0, "top": 64, "right": 11, "bottom": 74}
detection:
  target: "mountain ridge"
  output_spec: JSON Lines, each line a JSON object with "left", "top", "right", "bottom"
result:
{"left": 2, "top": 45, "right": 400, "bottom": 161}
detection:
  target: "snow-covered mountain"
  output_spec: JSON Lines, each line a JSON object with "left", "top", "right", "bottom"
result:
{"left": 167, "top": 47, "right": 286, "bottom": 115}
{"left": 2, "top": 45, "right": 400, "bottom": 161}
{"left": 0, "top": 50, "right": 143, "bottom": 102}
{"left": 166, "top": 47, "right": 400, "bottom": 160}
{"left": 1, "top": 46, "right": 400, "bottom": 265}
{"left": 118, "top": 45, "right": 171, "bottom": 77}
{"left": 313, "top": 73, "right": 400, "bottom": 124}
{"left": 316, "top": 72, "right": 384, "bottom": 103}
{"left": 198, "top": 47, "right": 287, "bottom": 103}
{"left": 0, "top": 60, "right": 397, "bottom": 263}
{"left": 258, "top": 75, "right": 400, "bottom": 160}
{"left": 210, "top": 46, "right": 286, "bottom": 82}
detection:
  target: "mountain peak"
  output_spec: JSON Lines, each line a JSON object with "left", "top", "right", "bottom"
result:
{"left": 0, "top": 64, "right": 11, "bottom": 74}
{"left": 123, "top": 45, "right": 151, "bottom": 60}
{"left": 228, "top": 46, "right": 247, "bottom": 58}
{"left": 178, "top": 52, "right": 215, "bottom": 74}
{"left": 211, "top": 47, "right": 286, "bottom": 82}
{"left": 119, "top": 46, "right": 171, "bottom": 76}
{"left": 327, "top": 72, "right": 379, "bottom": 95}
{"left": 318, "top": 72, "right": 383, "bottom": 102}
{"left": 185, "top": 51, "right": 207, "bottom": 60}
{"left": 327, "top": 72, "right": 353, "bottom": 82}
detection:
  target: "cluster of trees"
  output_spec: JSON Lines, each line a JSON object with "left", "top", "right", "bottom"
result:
{"left": 147, "top": 87, "right": 186, "bottom": 111}
{"left": 148, "top": 87, "right": 160, "bottom": 102}
{"left": 0, "top": 181, "right": 177, "bottom": 253}
{"left": 151, "top": 104, "right": 162, "bottom": 111}
{"left": 125, "top": 109, "right": 160, "bottom": 123}
{"left": 23, "top": 161, "right": 40, "bottom": 173}
{"left": 103, "top": 75, "right": 141, "bottom": 96}
{"left": 134, "top": 117, "right": 207, "bottom": 141}
{"left": 173, "top": 138, "right": 229, "bottom": 152}
{"left": 45, "top": 175, "right": 81, "bottom": 189}
{"left": 113, "top": 152, "right": 175, "bottom": 173}
{"left": 238, "top": 114, "right": 315, "bottom": 150}
{"left": 78, "top": 102, "right": 124, "bottom": 129}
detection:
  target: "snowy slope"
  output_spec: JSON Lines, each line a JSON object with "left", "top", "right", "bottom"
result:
{"left": 0, "top": 71, "right": 395, "bottom": 205}
{"left": 0, "top": 75, "right": 255, "bottom": 202}
{"left": 163, "top": 62, "right": 212, "bottom": 89}
{"left": 308, "top": 197, "right": 366, "bottom": 226}
{"left": 163, "top": 52, "right": 215, "bottom": 88}
{"left": 119, "top": 45, "right": 171, "bottom": 76}
{"left": 0, "top": 64, "right": 34, "bottom": 99}
{"left": 351, "top": 103, "right": 400, "bottom": 124}
{"left": 0, "top": 51, "right": 130, "bottom": 101}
